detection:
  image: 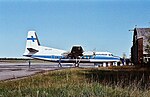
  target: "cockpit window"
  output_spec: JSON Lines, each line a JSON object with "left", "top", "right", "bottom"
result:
{"left": 108, "top": 54, "right": 113, "bottom": 56}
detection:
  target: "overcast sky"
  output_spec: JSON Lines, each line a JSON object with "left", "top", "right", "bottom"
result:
{"left": 0, "top": 0, "right": 150, "bottom": 58}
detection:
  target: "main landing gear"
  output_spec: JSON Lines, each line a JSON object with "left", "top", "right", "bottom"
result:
{"left": 74, "top": 58, "right": 81, "bottom": 67}
{"left": 58, "top": 58, "right": 62, "bottom": 67}
{"left": 58, "top": 58, "right": 81, "bottom": 67}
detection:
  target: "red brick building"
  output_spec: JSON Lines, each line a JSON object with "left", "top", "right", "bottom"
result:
{"left": 131, "top": 28, "right": 150, "bottom": 65}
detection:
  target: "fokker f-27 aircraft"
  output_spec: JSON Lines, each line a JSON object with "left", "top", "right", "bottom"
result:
{"left": 23, "top": 31, "right": 120, "bottom": 67}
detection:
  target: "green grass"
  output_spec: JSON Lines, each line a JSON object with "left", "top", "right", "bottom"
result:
{"left": 0, "top": 68, "right": 150, "bottom": 97}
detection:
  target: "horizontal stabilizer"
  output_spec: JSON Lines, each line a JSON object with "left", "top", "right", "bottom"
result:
{"left": 27, "top": 48, "right": 39, "bottom": 53}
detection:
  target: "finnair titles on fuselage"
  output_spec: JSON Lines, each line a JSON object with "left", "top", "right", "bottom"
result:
{"left": 23, "top": 31, "right": 120, "bottom": 67}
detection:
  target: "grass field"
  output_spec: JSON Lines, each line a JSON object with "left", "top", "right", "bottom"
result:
{"left": 0, "top": 68, "right": 150, "bottom": 97}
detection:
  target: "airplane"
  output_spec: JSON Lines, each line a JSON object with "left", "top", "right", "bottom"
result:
{"left": 23, "top": 31, "right": 120, "bottom": 67}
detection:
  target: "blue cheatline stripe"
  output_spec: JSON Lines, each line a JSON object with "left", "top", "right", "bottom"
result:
{"left": 31, "top": 55, "right": 120, "bottom": 60}
{"left": 27, "top": 36, "right": 37, "bottom": 42}
{"left": 94, "top": 56, "right": 120, "bottom": 60}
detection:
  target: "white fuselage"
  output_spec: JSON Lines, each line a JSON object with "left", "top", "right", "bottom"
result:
{"left": 24, "top": 45, "right": 120, "bottom": 63}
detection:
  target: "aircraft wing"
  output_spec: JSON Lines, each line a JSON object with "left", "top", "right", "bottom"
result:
{"left": 62, "top": 46, "right": 84, "bottom": 59}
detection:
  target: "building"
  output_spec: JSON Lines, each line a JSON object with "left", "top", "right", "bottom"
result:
{"left": 131, "top": 28, "right": 150, "bottom": 65}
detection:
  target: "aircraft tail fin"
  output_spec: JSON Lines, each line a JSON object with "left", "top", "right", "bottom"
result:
{"left": 23, "top": 31, "right": 40, "bottom": 56}
{"left": 26, "top": 31, "right": 40, "bottom": 47}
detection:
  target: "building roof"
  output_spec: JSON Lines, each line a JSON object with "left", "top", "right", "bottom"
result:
{"left": 135, "top": 28, "right": 150, "bottom": 38}
{"left": 134, "top": 28, "right": 150, "bottom": 54}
